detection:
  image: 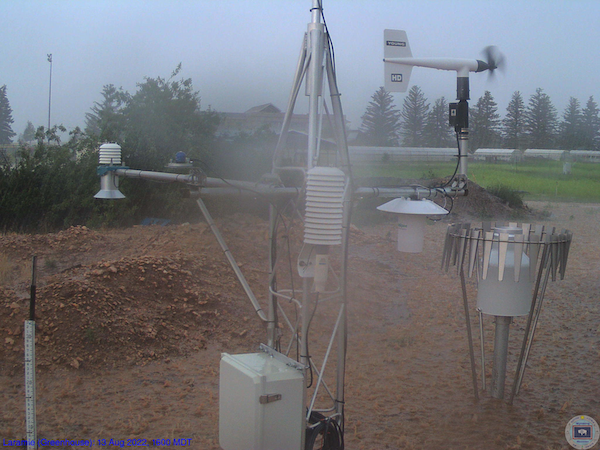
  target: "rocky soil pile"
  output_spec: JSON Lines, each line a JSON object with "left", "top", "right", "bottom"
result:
{"left": 0, "top": 223, "right": 263, "bottom": 375}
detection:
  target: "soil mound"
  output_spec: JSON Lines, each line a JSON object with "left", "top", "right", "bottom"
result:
{"left": 0, "top": 223, "right": 264, "bottom": 375}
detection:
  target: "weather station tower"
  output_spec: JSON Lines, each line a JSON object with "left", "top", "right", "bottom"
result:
{"left": 91, "top": 3, "right": 573, "bottom": 449}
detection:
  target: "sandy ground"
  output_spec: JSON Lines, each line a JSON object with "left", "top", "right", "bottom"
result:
{"left": 1, "top": 200, "right": 599, "bottom": 449}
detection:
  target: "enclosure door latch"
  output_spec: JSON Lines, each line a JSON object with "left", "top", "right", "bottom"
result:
{"left": 259, "top": 393, "right": 282, "bottom": 404}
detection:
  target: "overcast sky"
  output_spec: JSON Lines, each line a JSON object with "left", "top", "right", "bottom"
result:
{"left": 2, "top": 0, "right": 599, "bottom": 138}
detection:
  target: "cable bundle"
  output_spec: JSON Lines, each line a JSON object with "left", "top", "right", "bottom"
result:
{"left": 305, "top": 412, "right": 344, "bottom": 450}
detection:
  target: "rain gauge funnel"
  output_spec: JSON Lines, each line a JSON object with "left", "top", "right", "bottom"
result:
{"left": 476, "top": 227, "right": 533, "bottom": 317}
{"left": 377, "top": 198, "right": 448, "bottom": 253}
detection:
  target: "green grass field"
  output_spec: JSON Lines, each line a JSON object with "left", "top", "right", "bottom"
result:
{"left": 353, "top": 159, "right": 600, "bottom": 203}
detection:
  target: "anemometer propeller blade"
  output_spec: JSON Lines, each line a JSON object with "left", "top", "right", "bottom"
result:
{"left": 383, "top": 29, "right": 505, "bottom": 92}
{"left": 482, "top": 45, "right": 506, "bottom": 79}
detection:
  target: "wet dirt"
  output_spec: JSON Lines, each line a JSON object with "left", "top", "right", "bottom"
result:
{"left": 1, "top": 200, "right": 598, "bottom": 449}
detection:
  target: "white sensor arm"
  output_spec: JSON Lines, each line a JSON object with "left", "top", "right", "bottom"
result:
{"left": 384, "top": 57, "right": 490, "bottom": 77}
{"left": 383, "top": 30, "right": 495, "bottom": 93}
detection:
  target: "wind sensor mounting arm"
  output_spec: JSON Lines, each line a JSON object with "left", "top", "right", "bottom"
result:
{"left": 383, "top": 29, "right": 502, "bottom": 96}
{"left": 383, "top": 29, "right": 504, "bottom": 181}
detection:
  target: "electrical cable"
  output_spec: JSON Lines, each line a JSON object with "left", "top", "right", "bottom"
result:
{"left": 277, "top": 199, "right": 302, "bottom": 361}
{"left": 269, "top": 193, "right": 303, "bottom": 356}
{"left": 260, "top": 185, "right": 305, "bottom": 364}
{"left": 435, "top": 130, "right": 462, "bottom": 189}
{"left": 194, "top": 160, "right": 308, "bottom": 283}
{"left": 193, "top": 159, "right": 311, "bottom": 359}
{"left": 304, "top": 289, "right": 319, "bottom": 389}
{"left": 317, "top": 0, "right": 336, "bottom": 75}
{"left": 427, "top": 130, "right": 463, "bottom": 215}
{"left": 365, "top": 129, "right": 463, "bottom": 218}
{"left": 305, "top": 411, "right": 344, "bottom": 450}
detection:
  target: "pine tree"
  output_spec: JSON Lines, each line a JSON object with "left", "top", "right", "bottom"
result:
{"left": 470, "top": 91, "right": 501, "bottom": 150}
{"left": 502, "top": 91, "right": 525, "bottom": 149}
{"left": 20, "top": 121, "right": 36, "bottom": 143}
{"left": 524, "top": 88, "right": 557, "bottom": 149}
{"left": 359, "top": 86, "right": 401, "bottom": 146}
{"left": 400, "top": 85, "right": 429, "bottom": 147}
{"left": 558, "top": 97, "right": 582, "bottom": 150}
{"left": 85, "top": 84, "right": 129, "bottom": 142}
{"left": 0, "top": 85, "right": 16, "bottom": 144}
{"left": 580, "top": 96, "right": 600, "bottom": 150}
{"left": 422, "top": 97, "right": 454, "bottom": 147}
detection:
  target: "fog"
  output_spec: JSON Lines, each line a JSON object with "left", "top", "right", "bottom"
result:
{"left": 2, "top": 0, "right": 599, "bottom": 137}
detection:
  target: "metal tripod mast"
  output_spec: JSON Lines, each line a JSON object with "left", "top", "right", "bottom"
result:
{"left": 268, "top": 0, "right": 353, "bottom": 432}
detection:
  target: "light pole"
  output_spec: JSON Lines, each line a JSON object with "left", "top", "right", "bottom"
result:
{"left": 47, "top": 54, "right": 52, "bottom": 130}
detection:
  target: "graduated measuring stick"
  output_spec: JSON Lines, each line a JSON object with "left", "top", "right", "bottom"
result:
{"left": 24, "top": 256, "right": 37, "bottom": 450}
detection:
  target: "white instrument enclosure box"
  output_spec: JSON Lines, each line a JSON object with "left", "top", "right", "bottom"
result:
{"left": 219, "top": 346, "right": 306, "bottom": 450}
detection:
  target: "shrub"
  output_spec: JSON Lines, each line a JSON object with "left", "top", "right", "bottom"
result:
{"left": 488, "top": 183, "right": 524, "bottom": 209}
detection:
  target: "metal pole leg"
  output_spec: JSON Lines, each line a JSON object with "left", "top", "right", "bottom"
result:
{"left": 460, "top": 269, "right": 479, "bottom": 401}
{"left": 491, "top": 316, "right": 511, "bottom": 399}
{"left": 478, "top": 309, "right": 486, "bottom": 391}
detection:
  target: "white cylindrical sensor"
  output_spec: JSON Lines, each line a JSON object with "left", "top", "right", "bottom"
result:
{"left": 477, "top": 227, "right": 533, "bottom": 317}
{"left": 396, "top": 214, "right": 426, "bottom": 253}
{"left": 377, "top": 198, "right": 448, "bottom": 253}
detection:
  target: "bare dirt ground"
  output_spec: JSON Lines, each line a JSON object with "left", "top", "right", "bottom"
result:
{"left": 1, "top": 197, "right": 599, "bottom": 450}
